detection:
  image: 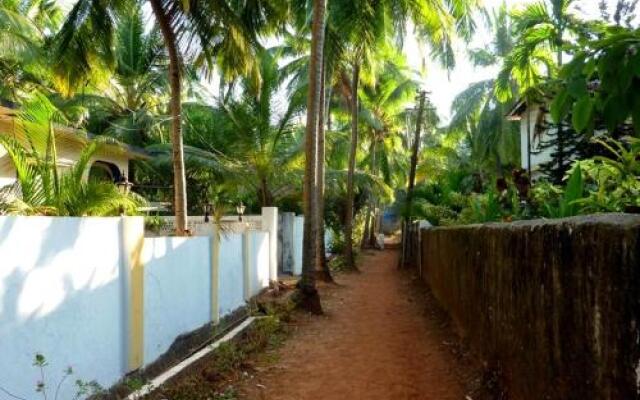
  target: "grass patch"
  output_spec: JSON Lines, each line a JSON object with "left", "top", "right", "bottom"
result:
{"left": 328, "top": 254, "right": 360, "bottom": 272}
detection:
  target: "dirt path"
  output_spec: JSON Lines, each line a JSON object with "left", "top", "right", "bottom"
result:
{"left": 240, "top": 249, "right": 478, "bottom": 400}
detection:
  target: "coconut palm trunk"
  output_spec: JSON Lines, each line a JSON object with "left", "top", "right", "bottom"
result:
{"left": 401, "top": 90, "right": 426, "bottom": 267}
{"left": 316, "top": 56, "right": 334, "bottom": 282}
{"left": 367, "top": 137, "right": 378, "bottom": 247}
{"left": 299, "top": 0, "right": 326, "bottom": 313}
{"left": 343, "top": 61, "right": 360, "bottom": 269}
{"left": 361, "top": 138, "right": 375, "bottom": 248}
{"left": 148, "top": 0, "right": 188, "bottom": 235}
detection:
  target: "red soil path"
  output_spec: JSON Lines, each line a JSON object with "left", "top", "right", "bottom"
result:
{"left": 240, "top": 249, "right": 475, "bottom": 400}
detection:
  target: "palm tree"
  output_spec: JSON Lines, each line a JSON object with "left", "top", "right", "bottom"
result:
{"left": 0, "top": 94, "right": 142, "bottom": 216}
{"left": 449, "top": 3, "right": 520, "bottom": 177}
{"left": 52, "top": 0, "right": 287, "bottom": 234}
{"left": 495, "top": 0, "right": 580, "bottom": 100}
{"left": 495, "top": 0, "right": 586, "bottom": 182}
{"left": 62, "top": 5, "right": 169, "bottom": 146}
{"left": 148, "top": 48, "right": 306, "bottom": 208}
{"left": 277, "top": 27, "right": 338, "bottom": 281}
{"left": 0, "top": 0, "right": 61, "bottom": 101}
{"left": 330, "top": 0, "right": 478, "bottom": 269}
{"left": 359, "top": 53, "right": 418, "bottom": 246}
{"left": 297, "top": 0, "right": 326, "bottom": 313}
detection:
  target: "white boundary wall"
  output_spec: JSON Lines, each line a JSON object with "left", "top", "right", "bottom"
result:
{"left": 218, "top": 234, "right": 244, "bottom": 316}
{"left": 142, "top": 236, "right": 211, "bottom": 364}
{"left": 0, "top": 216, "right": 272, "bottom": 399}
{"left": 0, "top": 217, "right": 125, "bottom": 400}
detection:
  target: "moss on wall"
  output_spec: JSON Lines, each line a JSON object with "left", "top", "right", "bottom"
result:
{"left": 420, "top": 214, "right": 640, "bottom": 400}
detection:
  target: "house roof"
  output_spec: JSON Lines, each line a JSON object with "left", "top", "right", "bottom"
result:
{"left": 0, "top": 105, "right": 150, "bottom": 160}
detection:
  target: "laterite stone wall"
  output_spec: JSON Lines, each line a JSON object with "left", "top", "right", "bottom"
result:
{"left": 420, "top": 214, "right": 640, "bottom": 399}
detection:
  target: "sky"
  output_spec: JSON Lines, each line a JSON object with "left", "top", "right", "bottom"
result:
{"left": 409, "top": 0, "right": 617, "bottom": 124}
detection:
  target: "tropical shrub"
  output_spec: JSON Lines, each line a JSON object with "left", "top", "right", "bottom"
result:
{"left": 574, "top": 138, "right": 640, "bottom": 212}
{"left": 0, "top": 96, "right": 143, "bottom": 216}
{"left": 0, "top": 137, "right": 143, "bottom": 216}
{"left": 552, "top": 27, "right": 640, "bottom": 135}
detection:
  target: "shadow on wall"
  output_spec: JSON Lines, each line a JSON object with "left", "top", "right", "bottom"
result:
{"left": 0, "top": 216, "right": 264, "bottom": 400}
{"left": 0, "top": 217, "right": 126, "bottom": 400}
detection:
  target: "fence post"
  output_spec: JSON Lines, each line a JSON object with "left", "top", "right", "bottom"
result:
{"left": 242, "top": 230, "right": 251, "bottom": 301}
{"left": 261, "top": 207, "right": 278, "bottom": 285}
{"left": 210, "top": 224, "right": 221, "bottom": 324}
{"left": 292, "top": 215, "right": 304, "bottom": 275}
{"left": 281, "top": 212, "right": 295, "bottom": 274}
{"left": 120, "top": 216, "right": 145, "bottom": 372}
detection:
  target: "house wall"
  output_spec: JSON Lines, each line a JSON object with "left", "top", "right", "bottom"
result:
{"left": 520, "top": 105, "right": 554, "bottom": 174}
{"left": 0, "top": 117, "right": 132, "bottom": 188}
{"left": 0, "top": 215, "right": 272, "bottom": 399}
{"left": 0, "top": 144, "right": 16, "bottom": 187}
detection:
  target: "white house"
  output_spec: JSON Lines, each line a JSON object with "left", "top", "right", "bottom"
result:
{"left": 507, "top": 99, "right": 609, "bottom": 179}
{"left": 0, "top": 105, "right": 147, "bottom": 188}
{"left": 506, "top": 100, "right": 555, "bottom": 175}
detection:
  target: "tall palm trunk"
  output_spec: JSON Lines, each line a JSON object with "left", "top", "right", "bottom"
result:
{"left": 315, "top": 56, "right": 334, "bottom": 282}
{"left": 368, "top": 137, "right": 378, "bottom": 247}
{"left": 299, "top": 0, "right": 326, "bottom": 314}
{"left": 343, "top": 62, "right": 360, "bottom": 269}
{"left": 361, "top": 137, "right": 375, "bottom": 248}
{"left": 405, "top": 91, "right": 426, "bottom": 217}
{"left": 401, "top": 90, "right": 426, "bottom": 267}
{"left": 149, "top": 0, "right": 188, "bottom": 235}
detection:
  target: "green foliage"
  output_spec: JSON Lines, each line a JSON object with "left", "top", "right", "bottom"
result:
{"left": 531, "top": 137, "right": 640, "bottom": 217}
{"left": 539, "top": 163, "right": 585, "bottom": 218}
{"left": 0, "top": 96, "right": 144, "bottom": 216}
{"left": 328, "top": 211, "right": 367, "bottom": 256}
{"left": 573, "top": 138, "right": 640, "bottom": 212}
{"left": 449, "top": 4, "right": 521, "bottom": 175}
{"left": 553, "top": 26, "right": 640, "bottom": 134}
{"left": 144, "top": 215, "right": 170, "bottom": 233}
{"left": 0, "top": 353, "right": 104, "bottom": 400}
{"left": 459, "top": 191, "right": 503, "bottom": 223}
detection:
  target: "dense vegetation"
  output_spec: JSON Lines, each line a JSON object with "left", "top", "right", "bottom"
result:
{"left": 1, "top": 0, "right": 639, "bottom": 305}
{"left": 408, "top": 0, "right": 640, "bottom": 227}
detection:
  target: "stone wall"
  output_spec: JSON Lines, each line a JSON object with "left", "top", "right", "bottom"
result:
{"left": 420, "top": 214, "right": 640, "bottom": 399}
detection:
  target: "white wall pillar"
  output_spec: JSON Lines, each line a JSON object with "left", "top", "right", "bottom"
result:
{"left": 209, "top": 224, "right": 221, "bottom": 324}
{"left": 261, "top": 207, "right": 278, "bottom": 285}
{"left": 292, "top": 215, "right": 304, "bottom": 276}
{"left": 417, "top": 220, "right": 431, "bottom": 278}
{"left": 120, "top": 216, "right": 145, "bottom": 372}
{"left": 281, "top": 212, "right": 295, "bottom": 274}
{"left": 242, "top": 230, "right": 251, "bottom": 301}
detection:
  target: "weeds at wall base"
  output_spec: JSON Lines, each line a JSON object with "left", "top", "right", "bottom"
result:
{"left": 136, "top": 299, "right": 293, "bottom": 400}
